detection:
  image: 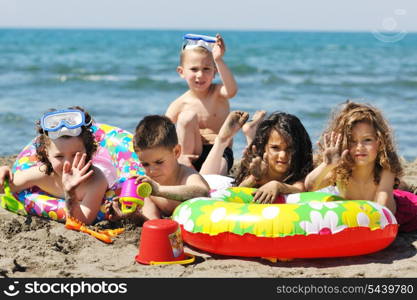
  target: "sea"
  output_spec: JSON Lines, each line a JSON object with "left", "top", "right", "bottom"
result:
{"left": 0, "top": 29, "right": 416, "bottom": 160}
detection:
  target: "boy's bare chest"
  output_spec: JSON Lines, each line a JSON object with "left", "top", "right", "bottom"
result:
{"left": 185, "top": 99, "right": 229, "bottom": 129}
{"left": 198, "top": 109, "right": 228, "bottom": 129}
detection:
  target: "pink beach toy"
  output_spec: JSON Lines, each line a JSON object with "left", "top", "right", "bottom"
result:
{"left": 119, "top": 178, "right": 152, "bottom": 214}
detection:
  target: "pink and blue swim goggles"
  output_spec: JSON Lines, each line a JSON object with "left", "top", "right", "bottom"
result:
{"left": 40, "top": 109, "right": 91, "bottom": 139}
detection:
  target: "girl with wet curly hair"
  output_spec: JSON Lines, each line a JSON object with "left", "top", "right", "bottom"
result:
{"left": 234, "top": 112, "right": 313, "bottom": 204}
{"left": 0, "top": 106, "right": 108, "bottom": 225}
{"left": 305, "top": 101, "right": 417, "bottom": 232}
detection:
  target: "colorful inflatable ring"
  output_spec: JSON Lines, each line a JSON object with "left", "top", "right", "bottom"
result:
{"left": 11, "top": 123, "right": 144, "bottom": 223}
{"left": 172, "top": 187, "right": 398, "bottom": 259}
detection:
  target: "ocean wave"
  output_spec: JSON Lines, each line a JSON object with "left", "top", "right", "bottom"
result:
{"left": 394, "top": 79, "right": 417, "bottom": 88}
{"left": 281, "top": 75, "right": 417, "bottom": 88}
{"left": 48, "top": 71, "right": 185, "bottom": 90}
{"left": 337, "top": 78, "right": 417, "bottom": 88}
{"left": 22, "top": 65, "right": 41, "bottom": 72}
{"left": 0, "top": 112, "right": 32, "bottom": 126}
{"left": 232, "top": 64, "right": 259, "bottom": 75}
{"left": 56, "top": 74, "right": 136, "bottom": 83}
{"left": 45, "top": 63, "right": 122, "bottom": 75}
{"left": 304, "top": 111, "right": 330, "bottom": 119}
{"left": 125, "top": 77, "right": 184, "bottom": 91}
{"left": 289, "top": 69, "right": 316, "bottom": 76}
{"left": 49, "top": 64, "right": 79, "bottom": 74}
{"left": 262, "top": 74, "right": 288, "bottom": 85}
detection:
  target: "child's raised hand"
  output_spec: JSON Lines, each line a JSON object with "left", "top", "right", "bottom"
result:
{"left": 248, "top": 146, "right": 268, "bottom": 181}
{"left": 62, "top": 152, "right": 94, "bottom": 193}
{"left": 0, "top": 166, "right": 13, "bottom": 187}
{"left": 212, "top": 33, "right": 226, "bottom": 61}
{"left": 322, "top": 132, "right": 348, "bottom": 166}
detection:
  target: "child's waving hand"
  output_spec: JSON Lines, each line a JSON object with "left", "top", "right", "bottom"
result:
{"left": 62, "top": 152, "right": 94, "bottom": 193}
{"left": 322, "top": 132, "right": 348, "bottom": 166}
{"left": 249, "top": 146, "right": 268, "bottom": 182}
{"left": 212, "top": 33, "right": 226, "bottom": 61}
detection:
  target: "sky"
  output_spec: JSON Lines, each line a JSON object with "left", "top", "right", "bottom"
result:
{"left": 0, "top": 0, "right": 417, "bottom": 32}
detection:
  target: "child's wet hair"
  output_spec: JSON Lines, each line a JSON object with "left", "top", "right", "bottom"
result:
{"left": 133, "top": 115, "right": 178, "bottom": 152}
{"left": 234, "top": 112, "right": 313, "bottom": 185}
{"left": 35, "top": 106, "right": 97, "bottom": 175}
{"left": 318, "top": 100, "right": 403, "bottom": 187}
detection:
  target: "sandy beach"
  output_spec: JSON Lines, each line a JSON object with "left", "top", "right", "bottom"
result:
{"left": 1, "top": 154, "right": 417, "bottom": 278}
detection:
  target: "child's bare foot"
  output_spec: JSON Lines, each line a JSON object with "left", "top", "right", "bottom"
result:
{"left": 217, "top": 111, "right": 249, "bottom": 144}
{"left": 242, "top": 110, "right": 266, "bottom": 145}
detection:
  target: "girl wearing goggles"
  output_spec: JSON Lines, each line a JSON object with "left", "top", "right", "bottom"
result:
{"left": 0, "top": 106, "right": 108, "bottom": 225}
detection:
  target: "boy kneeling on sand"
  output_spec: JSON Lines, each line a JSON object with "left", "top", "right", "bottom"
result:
{"left": 106, "top": 115, "right": 210, "bottom": 222}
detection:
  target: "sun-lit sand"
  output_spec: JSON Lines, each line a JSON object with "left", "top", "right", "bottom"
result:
{"left": 1, "top": 154, "right": 417, "bottom": 278}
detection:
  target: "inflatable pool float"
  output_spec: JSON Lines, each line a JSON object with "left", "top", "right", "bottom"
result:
{"left": 10, "top": 123, "right": 144, "bottom": 223}
{"left": 172, "top": 187, "right": 398, "bottom": 259}
{"left": 201, "top": 174, "right": 233, "bottom": 191}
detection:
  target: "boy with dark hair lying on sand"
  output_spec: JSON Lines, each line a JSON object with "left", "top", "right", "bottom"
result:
{"left": 106, "top": 111, "right": 249, "bottom": 222}
{"left": 106, "top": 114, "right": 210, "bottom": 222}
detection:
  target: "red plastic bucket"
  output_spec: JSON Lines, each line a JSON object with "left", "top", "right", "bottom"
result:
{"left": 135, "top": 219, "right": 194, "bottom": 265}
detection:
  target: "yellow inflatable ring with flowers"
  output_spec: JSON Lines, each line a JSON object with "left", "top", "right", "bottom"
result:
{"left": 172, "top": 187, "right": 398, "bottom": 259}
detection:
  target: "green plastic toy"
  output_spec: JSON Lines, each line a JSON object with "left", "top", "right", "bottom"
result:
{"left": 1, "top": 178, "right": 27, "bottom": 215}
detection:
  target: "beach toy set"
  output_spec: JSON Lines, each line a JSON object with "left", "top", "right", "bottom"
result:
{"left": 173, "top": 187, "right": 398, "bottom": 260}
{"left": 9, "top": 123, "right": 144, "bottom": 223}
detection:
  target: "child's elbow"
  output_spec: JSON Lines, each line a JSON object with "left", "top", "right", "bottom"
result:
{"left": 298, "top": 183, "right": 307, "bottom": 193}
{"left": 199, "top": 186, "right": 210, "bottom": 197}
{"left": 227, "top": 86, "right": 238, "bottom": 99}
{"left": 304, "top": 179, "right": 314, "bottom": 192}
{"left": 202, "top": 188, "right": 210, "bottom": 197}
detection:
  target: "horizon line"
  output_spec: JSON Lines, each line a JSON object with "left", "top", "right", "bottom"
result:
{"left": 1, "top": 26, "right": 417, "bottom": 34}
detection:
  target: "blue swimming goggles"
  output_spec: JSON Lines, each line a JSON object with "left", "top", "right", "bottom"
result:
{"left": 41, "top": 109, "right": 91, "bottom": 139}
{"left": 182, "top": 33, "right": 217, "bottom": 52}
